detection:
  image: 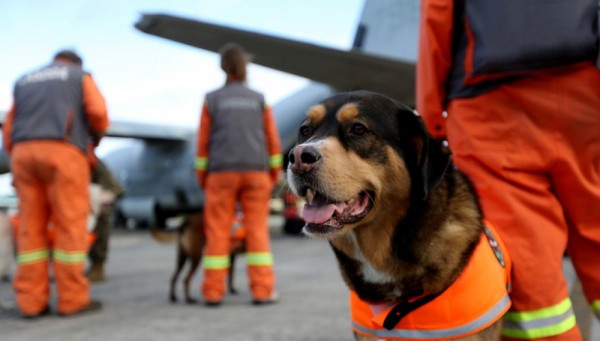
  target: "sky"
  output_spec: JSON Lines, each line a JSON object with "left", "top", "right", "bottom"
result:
{"left": 0, "top": 0, "right": 364, "bottom": 153}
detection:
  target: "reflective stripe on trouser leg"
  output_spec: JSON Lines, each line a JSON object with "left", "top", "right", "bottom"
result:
{"left": 203, "top": 255, "right": 231, "bottom": 269}
{"left": 17, "top": 248, "right": 50, "bottom": 265}
{"left": 240, "top": 172, "right": 275, "bottom": 300}
{"left": 246, "top": 252, "right": 273, "bottom": 266}
{"left": 502, "top": 298, "right": 576, "bottom": 339}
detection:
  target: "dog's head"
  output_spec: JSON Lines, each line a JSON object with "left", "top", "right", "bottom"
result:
{"left": 287, "top": 91, "right": 450, "bottom": 239}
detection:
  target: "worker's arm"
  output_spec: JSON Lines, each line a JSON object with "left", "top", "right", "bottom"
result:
{"left": 195, "top": 101, "right": 211, "bottom": 188}
{"left": 2, "top": 103, "right": 16, "bottom": 153}
{"left": 82, "top": 73, "right": 109, "bottom": 145}
{"left": 416, "top": 0, "right": 455, "bottom": 140}
{"left": 263, "top": 104, "right": 283, "bottom": 184}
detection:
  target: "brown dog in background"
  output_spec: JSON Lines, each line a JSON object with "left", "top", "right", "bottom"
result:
{"left": 152, "top": 212, "right": 246, "bottom": 304}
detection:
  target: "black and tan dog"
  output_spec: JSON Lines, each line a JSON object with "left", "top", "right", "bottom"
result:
{"left": 287, "top": 91, "right": 511, "bottom": 340}
{"left": 152, "top": 212, "right": 246, "bottom": 304}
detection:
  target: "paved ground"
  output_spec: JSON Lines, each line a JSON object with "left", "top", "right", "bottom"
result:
{"left": 0, "top": 217, "right": 598, "bottom": 341}
{"left": 0, "top": 217, "right": 354, "bottom": 341}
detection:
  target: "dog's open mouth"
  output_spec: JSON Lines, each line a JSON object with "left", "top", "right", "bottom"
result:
{"left": 301, "top": 188, "right": 373, "bottom": 232}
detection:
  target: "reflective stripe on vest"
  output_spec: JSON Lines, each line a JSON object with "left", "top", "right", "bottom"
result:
{"left": 17, "top": 248, "right": 50, "bottom": 265}
{"left": 246, "top": 252, "right": 273, "bottom": 266}
{"left": 202, "top": 255, "right": 230, "bottom": 270}
{"left": 53, "top": 249, "right": 87, "bottom": 264}
{"left": 352, "top": 294, "right": 511, "bottom": 340}
{"left": 350, "top": 222, "right": 512, "bottom": 340}
{"left": 502, "top": 298, "right": 577, "bottom": 339}
{"left": 592, "top": 300, "right": 600, "bottom": 320}
{"left": 195, "top": 157, "right": 208, "bottom": 171}
{"left": 269, "top": 154, "right": 283, "bottom": 168}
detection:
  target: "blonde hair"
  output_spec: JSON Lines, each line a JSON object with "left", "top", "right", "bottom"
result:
{"left": 219, "top": 43, "right": 249, "bottom": 81}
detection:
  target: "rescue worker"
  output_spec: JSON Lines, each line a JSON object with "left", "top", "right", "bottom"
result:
{"left": 417, "top": 1, "right": 600, "bottom": 339}
{"left": 87, "top": 158, "right": 125, "bottom": 282}
{"left": 2, "top": 50, "right": 109, "bottom": 318}
{"left": 195, "top": 43, "right": 282, "bottom": 306}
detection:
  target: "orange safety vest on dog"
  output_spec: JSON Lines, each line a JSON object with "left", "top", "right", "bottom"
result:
{"left": 350, "top": 223, "right": 511, "bottom": 340}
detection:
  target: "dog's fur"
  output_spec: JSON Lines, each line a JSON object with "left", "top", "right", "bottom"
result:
{"left": 151, "top": 212, "right": 246, "bottom": 304}
{"left": 287, "top": 91, "right": 503, "bottom": 340}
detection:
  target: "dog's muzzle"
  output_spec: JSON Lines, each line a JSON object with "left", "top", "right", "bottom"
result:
{"left": 287, "top": 144, "right": 373, "bottom": 234}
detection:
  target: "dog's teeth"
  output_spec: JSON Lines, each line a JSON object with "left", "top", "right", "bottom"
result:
{"left": 306, "top": 189, "right": 315, "bottom": 204}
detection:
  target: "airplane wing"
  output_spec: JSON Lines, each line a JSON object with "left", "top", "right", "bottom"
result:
{"left": 0, "top": 118, "right": 194, "bottom": 175}
{"left": 1, "top": 111, "right": 191, "bottom": 142}
{"left": 107, "top": 120, "right": 193, "bottom": 142}
{"left": 134, "top": 14, "right": 415, "bottom": 105}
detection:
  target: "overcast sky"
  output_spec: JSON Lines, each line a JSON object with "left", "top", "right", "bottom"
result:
{"left": 0, "top": 0, "right": 363, "bottom": 131}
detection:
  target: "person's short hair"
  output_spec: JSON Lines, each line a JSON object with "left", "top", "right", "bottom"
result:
{"left": 53, "top": 49, "right": 83, "bottom": 66}
{"left": 219, "top": 43, "right": 249, "bottom": 81}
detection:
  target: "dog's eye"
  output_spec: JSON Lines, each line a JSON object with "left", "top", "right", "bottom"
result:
{"left": 299, "top": 126, "right": 312, "bottom": 138}
{"left": 350, "top": 123, "right": 367, "bottom": 136}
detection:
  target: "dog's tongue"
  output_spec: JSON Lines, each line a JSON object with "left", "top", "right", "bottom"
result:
{"left": 302, "top": 203, "right": 344, "bottom": 224}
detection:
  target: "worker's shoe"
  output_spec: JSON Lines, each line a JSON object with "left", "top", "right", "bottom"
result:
{"left": 22, "top": 305, "right": 51, "bottom": 319}
{"left": 203, "top": 289, "right": 223, "bottom": 307}
{"left": 252, "top": 291, "right": 279, "bottom": 306}
{"left": 58, "top": 299, "right": 102, "bottom": 317}
{"left": 86, "top": 263, "right": 105, "bottom": 282}
{"left": 204, "top": 300, "right": 222, "bottom": 307}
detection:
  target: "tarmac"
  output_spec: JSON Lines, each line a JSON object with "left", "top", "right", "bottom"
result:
{"left": 0, "top": 216, "right": 354, "bottom": 341}
{"left": 0, "top": 216, "right": 599, "bottom": 341}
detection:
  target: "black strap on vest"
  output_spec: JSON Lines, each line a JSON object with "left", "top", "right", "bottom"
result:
{"left": 382, "top": 292, "right": 443, "bottom": 330}
{"left": 383, "top": 225, "right": 505, "bottom": 330}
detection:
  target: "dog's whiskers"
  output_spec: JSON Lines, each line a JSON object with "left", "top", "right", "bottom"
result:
{"left": 366, "top": 192, "right": 376, "bottom": 206}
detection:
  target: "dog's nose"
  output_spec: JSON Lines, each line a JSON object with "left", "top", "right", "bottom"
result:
{"left": 288, "top": 145, "right": 321, "bottom": 174}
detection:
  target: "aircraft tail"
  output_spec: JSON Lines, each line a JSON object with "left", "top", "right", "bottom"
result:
{"left": 352, "top": 0, "right": 420, "bottom": 62}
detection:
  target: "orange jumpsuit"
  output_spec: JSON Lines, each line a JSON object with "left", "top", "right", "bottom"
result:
{"left": 3, "top": 69, "right": 108, "bottom": 315}
{"left": 417, "top": 1, "right": 600, "bottom": 339}
{"left": 196, "top": 81, "right": 282, "bottom": 303}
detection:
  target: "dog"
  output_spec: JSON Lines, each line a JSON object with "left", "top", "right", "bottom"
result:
{"left": 287, "top": 91, "right": 511, "bottom": 340}
{"left": 151, "top": 212, "right": 246, "bottom": 304}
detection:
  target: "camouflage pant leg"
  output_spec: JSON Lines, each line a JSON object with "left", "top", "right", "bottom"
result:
{"left": 89, "top": 210, "right": 112, "bottom": 265}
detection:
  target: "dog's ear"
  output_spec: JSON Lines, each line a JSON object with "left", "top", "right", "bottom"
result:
{"left": 416, "top": 129, "right": 451, "bottom": 200}
{"left": 401, "top": 109, "right": 452, "bottom": 201}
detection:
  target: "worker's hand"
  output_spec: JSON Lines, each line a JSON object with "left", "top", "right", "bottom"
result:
{"left": 270, "top": 168, "right": 281, "bottom": 185}
{"left": 87, "top": 144, "right": 99, "bottom": 169}
{"left": 91, "top": 132, "right": 105, "bottom": 147}
{"left": 197, "top": 171, "right": 207, "bottom": 189}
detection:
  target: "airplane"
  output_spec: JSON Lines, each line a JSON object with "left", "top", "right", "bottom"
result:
{"left": 0, "top": 0, "right": 420, "bottom": 232}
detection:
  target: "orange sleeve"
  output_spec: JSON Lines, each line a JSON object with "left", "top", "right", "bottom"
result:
{"left": 416, "top": 0, "right": 455, "bottom": 139}
{"left": 195, "top": 101, "right": 211, "bottom": 188}
{"left": 2, "top": 103, "right": 16, "bottom": 153}
{"left": 263, "top": 104, "right": 282, "bottom": 170}
{"left": 82, "top": 73, "right": 109, "bottom": 135}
